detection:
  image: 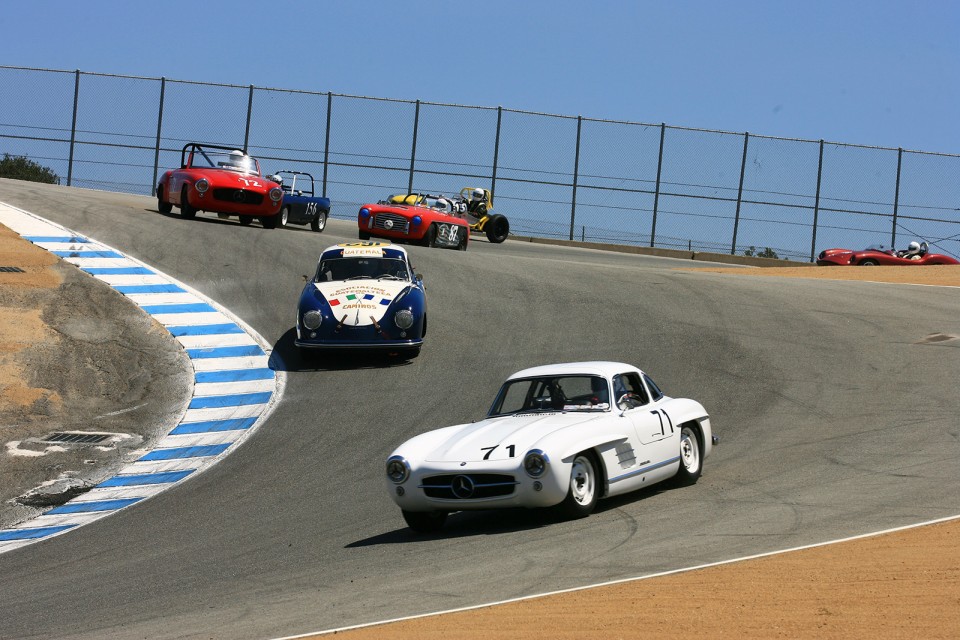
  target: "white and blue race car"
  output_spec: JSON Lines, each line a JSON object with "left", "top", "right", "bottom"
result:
{"left": 385, "top": 361, "right": 715, "bottom": 532}
{"left": 295, "top": 242, "right": 426, "bottom": 359}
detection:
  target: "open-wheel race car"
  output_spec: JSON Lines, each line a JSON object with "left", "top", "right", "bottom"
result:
{"left": 358, "top": 196, "right": 469, "bottom": 250}
{"left": 295, "top": 242, "right": 426, "bottom": 359}
{"left": 817, "top": 241, "right": 959, "bottom": 266}
{"left": 384, "top": 361, "right": 716, "bottom": 533}
{"left": 265, "top": 170, "right": 331, "bottom": 232}
{"left": 157, "top": 143, "right": 283, "bottom": 228}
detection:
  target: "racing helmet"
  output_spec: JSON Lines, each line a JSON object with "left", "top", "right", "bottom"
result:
{"left": 907, "top": 241, "right": 921, "bottom": 253}
{"left": 471, "top": 188, "right": 484, "bottom": 201}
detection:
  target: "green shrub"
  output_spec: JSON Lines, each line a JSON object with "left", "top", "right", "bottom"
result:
{"left": 0, "top": 154, "right": 60, "bottom": 184}
{"left": 743, "top": 246, "right": 780, "bottom": 259}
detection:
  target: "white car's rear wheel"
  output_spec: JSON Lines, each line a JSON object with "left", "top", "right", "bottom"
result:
{"left": 674, "top": 424, "right": 702, "bottom": 486}
{"left": 557, "top": 451, "right": 599, "bottom": 519}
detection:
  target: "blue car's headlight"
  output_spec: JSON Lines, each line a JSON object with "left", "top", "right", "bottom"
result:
{"left": 394, "top": 309, "right": 414, "bottom": 329}
{"left": 302, "top": 310, "right": 322, "bottom": 330}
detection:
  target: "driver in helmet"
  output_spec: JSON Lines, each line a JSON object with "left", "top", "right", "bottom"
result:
{"left": 899, "top": 241, "right": 922, "bottom": 259}
{"left": 467, "top": 188, "right": 487, "bottom": 217}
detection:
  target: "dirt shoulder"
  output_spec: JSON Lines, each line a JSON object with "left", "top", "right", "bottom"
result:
{"left": 0, "top": 222, "right": 191, "bottom": 529}
{"left": 683, "top": 263, "right": 960, "bottom": 287}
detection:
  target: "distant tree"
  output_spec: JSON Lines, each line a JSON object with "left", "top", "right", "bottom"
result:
{"left": 743, "top": 246, "right": 780, "bottom": 259}
{"left": 0, "top": 154, "right": 60, "bottom": 184}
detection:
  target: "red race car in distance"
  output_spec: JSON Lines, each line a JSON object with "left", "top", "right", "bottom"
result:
{"left": 817, "top": 241, "right": 960, "bottom": 266}
{"left": 357, "top": 194, "right": 469, "bottom": 250}
{"left": 157, "top": 143, "right": 284, "bottom": 228}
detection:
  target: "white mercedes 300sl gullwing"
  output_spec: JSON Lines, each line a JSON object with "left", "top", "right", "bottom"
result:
{"left": 385, "top": 361, "right": 715, "bottom": 533}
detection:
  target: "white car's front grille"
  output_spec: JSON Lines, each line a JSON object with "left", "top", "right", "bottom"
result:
{"left": 419, "top": 474, "right": 518, "bottom": 500}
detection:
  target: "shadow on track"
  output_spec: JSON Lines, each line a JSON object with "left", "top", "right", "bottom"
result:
{"left": 346, "top": 485, "right": 676, "bottom": 547}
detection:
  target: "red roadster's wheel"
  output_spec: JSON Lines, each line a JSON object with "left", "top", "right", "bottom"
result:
{"left": 179, "top": 186, "right": 196, "bottom": 219}
{"left": 157, "top": 185, "right": 172, "bottom": 214}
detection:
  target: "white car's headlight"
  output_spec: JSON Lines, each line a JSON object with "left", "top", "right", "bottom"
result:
{"left": 302, "top": 310, "right": 322, "bottom": 330}
{"left": 269, "top": 187, "right": 283, "bottom": 202}
{"left": 195, "top": 178, "right": 210, "bottom": 194}
{"left": 386, "top": 456, "right": 410, "bottom": 484}
{"left": 523, "top": 449, "right": 549, "bottom": 477}
{"left": 394, "top": 309, "right": 414, "bottom": 329}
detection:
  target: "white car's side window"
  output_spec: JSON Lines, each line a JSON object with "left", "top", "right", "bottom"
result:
{"left": 614, "top": 373, "right": 649, "bottom": 409}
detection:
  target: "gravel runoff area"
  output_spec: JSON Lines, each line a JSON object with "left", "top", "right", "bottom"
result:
{"left": 1, "top": 220, "right": 958, "bottom": 639}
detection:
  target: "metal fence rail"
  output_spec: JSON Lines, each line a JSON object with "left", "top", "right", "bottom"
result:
{"left": 2, "top": 65, "right": 958, "bottom": 262}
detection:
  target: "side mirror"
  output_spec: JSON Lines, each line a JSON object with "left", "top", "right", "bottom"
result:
{"left": 415, "top": 273, "right": 423, "bottom": 282}
{"left": 302, "top": 274, "right": 309, "bottom": 282}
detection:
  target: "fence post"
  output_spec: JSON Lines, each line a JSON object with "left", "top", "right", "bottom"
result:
{"left": 151, "top": 77, "right": 166, "bottom": 197}
{"left": 67, "top": 70, "right": 80, "bottom": 187}
{"left": 810, "top": 139, "right": 824, "bottom": 262}
{"left": 323, "top": 92, "right": 332, "bottom": 198}
{"left": 491, "top": 106, "right": 502, "bottom": 201}
{"left": 651, "top": 123, "right": 665, "bottom": 247}
{"left": 569, "top": 115, "right": 582, "bottom": 241}
{"left": 892, "top": 147, "right": 903, "bottom": 248}
{"left": 731, "top": 131, "right": 749, "bottom": 255}
{"left": 408, "top": 100, "right": 420, "bottom": 193}
{"left": 243, "top": 85, "right": 254, "bottom": 151}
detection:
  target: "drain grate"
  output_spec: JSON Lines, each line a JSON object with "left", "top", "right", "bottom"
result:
{"left": 44, "top": 432, "right": 111, "bottom": 444}
{"left": 0, "top": 266, "right": 25, "bottom": 273}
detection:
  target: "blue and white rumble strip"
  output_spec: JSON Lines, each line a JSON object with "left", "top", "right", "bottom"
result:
{"left": 0, "top": 202, "right": 283, "bottom": 554}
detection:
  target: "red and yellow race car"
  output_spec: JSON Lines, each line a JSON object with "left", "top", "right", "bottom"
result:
{"left": 357, "top": 194, "right": 469, "bottom": 250}
{"left": 817, "top": 241, "right": 959, "bottom": 266}
{"left": 157, "top": 143, "right": 284, "bottom": 228}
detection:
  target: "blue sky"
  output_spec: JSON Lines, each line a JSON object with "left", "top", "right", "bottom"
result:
{"left": 4, "top": 0, "right": 958, "bottom": 154}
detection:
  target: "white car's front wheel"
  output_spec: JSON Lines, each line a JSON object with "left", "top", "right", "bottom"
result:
{"left": 556, "top": 451, "right": 599, "bottom": 519}
{"left": 402, "top": 510, "right": 447, "bottom": 534}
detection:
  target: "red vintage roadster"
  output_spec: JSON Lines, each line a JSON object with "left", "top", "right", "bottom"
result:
{"left": 817, "top": 242, "right": 959, "bottom": 266}
{"left": 157, "top": 143, "right": 284, "bottom": 228}
{"left": 357, "top": 194, "right": 469, "bottom": 250}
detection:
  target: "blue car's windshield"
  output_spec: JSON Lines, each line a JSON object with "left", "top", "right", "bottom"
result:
{"left": 315, "top": 257, "right": 410, "bottom": 282}
{"left": 488, "top": 375, "right": 611, "bottom": 416}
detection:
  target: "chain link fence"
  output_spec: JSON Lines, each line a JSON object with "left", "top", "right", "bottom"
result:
{"left": 2, "top": 65, "right": 959, "bottom": 262}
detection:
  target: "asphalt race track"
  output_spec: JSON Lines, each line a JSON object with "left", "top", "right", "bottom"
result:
{"left": 1, "top": 180, "right": 958, "bottom": 640}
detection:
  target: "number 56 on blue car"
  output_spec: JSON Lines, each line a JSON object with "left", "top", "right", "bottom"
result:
{"left": 295, "top": 243, "right": 427, "bottom": 359}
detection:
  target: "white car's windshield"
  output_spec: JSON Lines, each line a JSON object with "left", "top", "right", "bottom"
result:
{"left": 489, "top": 375, "right": 611, "bottom": 416}
{"left": 315, "top": 257, "right": 410, "bottom": 282}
